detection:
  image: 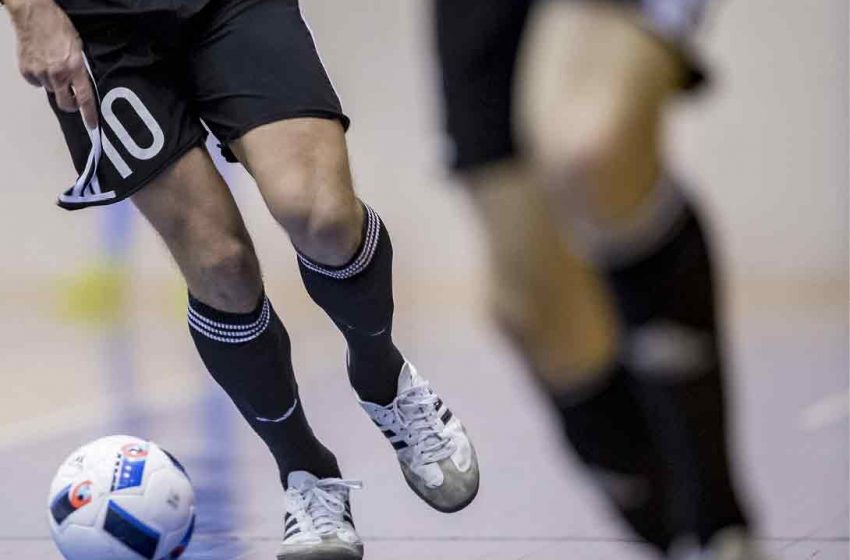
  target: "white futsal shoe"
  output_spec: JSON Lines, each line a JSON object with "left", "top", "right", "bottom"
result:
{"left": 674, "top": 527, "right": 772, "bottom": 560}
{"left": 360, "top": 361, "right": 480, "bottom": 513}
{"left": 701, "top": 528, "right": 772, "bottom": 560}
{"left": 277, "top": 472, "right": 363, "bottom": 560}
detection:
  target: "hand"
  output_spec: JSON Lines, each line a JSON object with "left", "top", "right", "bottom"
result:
{"left": 7, "top": 0, "right": 98, "bottom": 129}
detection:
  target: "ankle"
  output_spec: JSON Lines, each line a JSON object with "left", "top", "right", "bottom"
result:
{"left": 349, "top": 347, "right": 404, "bottom": 405}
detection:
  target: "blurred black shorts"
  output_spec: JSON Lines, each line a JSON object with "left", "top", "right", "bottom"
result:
{"left": 51, "top": 0, "right": 347, "bottom": 210}
{"left": 434, "top": 0, "right": 708, "bottom": 172}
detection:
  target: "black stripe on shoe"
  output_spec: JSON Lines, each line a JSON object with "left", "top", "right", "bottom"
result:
{"left": 380, "top": 426, "right": 405, "bottom": 446}
{"left": 441, "top": 408, "right": 453, "bottom": 424}
{"left": 343, "top": 503, "right": 355, "bottom": 528}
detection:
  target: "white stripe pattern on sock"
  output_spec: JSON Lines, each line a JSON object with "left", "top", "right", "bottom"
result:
{"left": 571, "top": 173, "right": 688, "bottom": 267}
{"left": 188, "top": 297, "right": 271, "bottom": 344}
{"left": 298, "top": 204, "right": 381, "bottom": 280}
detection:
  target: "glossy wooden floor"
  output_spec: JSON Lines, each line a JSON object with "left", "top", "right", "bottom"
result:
{"left": 0, "top": 279, "right": 846, "bottom": 559}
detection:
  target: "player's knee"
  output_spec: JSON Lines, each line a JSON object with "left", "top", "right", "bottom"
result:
{"left": 538, "top": 116, "right": 624, "bottom": 193}
{"left": 533, "top": 107, "right": 662, "bottom": 228}
{"left": 267, "top": 175, "right": 360, "bottom": 263}
{"left": 195, "top": 236, "right": 260, "bottom": 300}
{"left": 568, "top": 130, "right": 621, "bottom": 186}
{"left": 271, "top": 188, "right": 351, "bottom": 240}
{"left": 303, "top": 197, "right": 360, "bottom": 255}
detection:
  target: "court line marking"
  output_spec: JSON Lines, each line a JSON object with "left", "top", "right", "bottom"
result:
{"left": 0, "top": 536, "right": 847, "bottom": 543}
{"left": 800, "top": 391, "right": 850, "bottom": 431}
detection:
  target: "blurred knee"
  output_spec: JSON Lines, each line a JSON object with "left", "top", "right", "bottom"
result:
{"left": 536, "top": 101, "right": 667, "bottom": 230}
{"left": 535, "top": 102, "right": 635, "bottom": 192}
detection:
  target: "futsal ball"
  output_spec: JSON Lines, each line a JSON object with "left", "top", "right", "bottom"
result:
{"left": 48, "top": 435, "right": 195, "bottom": 560}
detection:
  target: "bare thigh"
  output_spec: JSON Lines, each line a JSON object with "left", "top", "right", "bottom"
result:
{"left": 518, "top": 1, "right": 685, "bottom": 224}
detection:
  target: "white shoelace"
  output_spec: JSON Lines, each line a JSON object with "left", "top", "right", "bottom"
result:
{"left": 380, "top": 382, "right": 456, "bottom": 467}
{"left": 287, "top": 478, "right": 362, "bottom": 536}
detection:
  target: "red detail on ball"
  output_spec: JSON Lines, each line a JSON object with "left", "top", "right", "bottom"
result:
{"left": 69, "top": 480, "right": 93, "bottom": 509}
{"left": 120, "top": 442, "right": 149, "bottom": 460}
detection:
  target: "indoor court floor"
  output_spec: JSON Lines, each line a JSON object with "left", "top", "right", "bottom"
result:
{"left": 0, "top": 277, "right": 846, "bottom": 560}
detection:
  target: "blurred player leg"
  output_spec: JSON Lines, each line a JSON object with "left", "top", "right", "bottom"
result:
{"left": 229, "top": 118, "right": 480, "bottom": 513}
{"left": 435, "top": 0, "right": 672, "bottom": 548}
{"left": 463, "top": 163, "right": 674, "bottom": 550}
{"left": 131, "top": 147, "right": 342, "bottom": 487}
{"left": 518, "top": 0, "right": 751, "bottom": 552}
{"left": 465, "top": 162, "right": 616, "bottom": 383}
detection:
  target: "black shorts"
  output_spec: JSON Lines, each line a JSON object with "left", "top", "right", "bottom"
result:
{"left": 52, "top": 0, "right": 347, "bottom": 210}
{"left": 434, "top": 0, "right": 708, "bottom": 171}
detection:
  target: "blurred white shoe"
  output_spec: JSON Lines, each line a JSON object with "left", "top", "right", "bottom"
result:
{"left": 674, "top": 527, "right": 771, "bottom": 560}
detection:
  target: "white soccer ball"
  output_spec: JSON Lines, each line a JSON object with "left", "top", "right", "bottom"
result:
{"left": 48, "top": 435, "right": 195, "bottom": 560}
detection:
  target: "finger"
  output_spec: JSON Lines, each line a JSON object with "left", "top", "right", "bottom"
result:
{"left": 21, "top": 71, "right": 44, "bottom": 88}
{"left": 54, "top": 85, "right": 79, "bottom": 113}
{"left": 36, "top": 70, "right": 54, "bottom": 90}
{"left": 71, "top": 71, "right": 98, "bottom": 130}
{"left": 19, "top": 61, "right": 49, "bottom": 88}
{"left": 46, "top": 68, "right": 68, "bottom": 95}
{"left": 47, "top": 65, "right": 73, "bottom": 92}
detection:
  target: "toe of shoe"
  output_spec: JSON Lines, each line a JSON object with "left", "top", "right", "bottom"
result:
{"left": 402, "top": 446, "right": 480, "bottom": 513}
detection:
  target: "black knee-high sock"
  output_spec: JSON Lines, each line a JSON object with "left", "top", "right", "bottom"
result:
{"left": 604, "top": 200, "right": 747, "bottom": 543}
{"left": 188, "top": 292, "right": 340, "bottom": 487}
{"left": 298, "top": 203, "right": 404, "bottom": 405}
{"left": 549, "top": 366, "right": 673, "bottom": 551}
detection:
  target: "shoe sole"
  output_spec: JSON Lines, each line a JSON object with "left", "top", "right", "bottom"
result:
{"left": 277, "top": 554, "right": 362, "bottom": 560}
{"left": 402, "top": 466, "right": 480, "bottom": 514}
{"left": 400, "top": 440, "right": 481, "bottom": 514}
{"left": 277, "top": 547, "right": 363, "bottom": 560}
